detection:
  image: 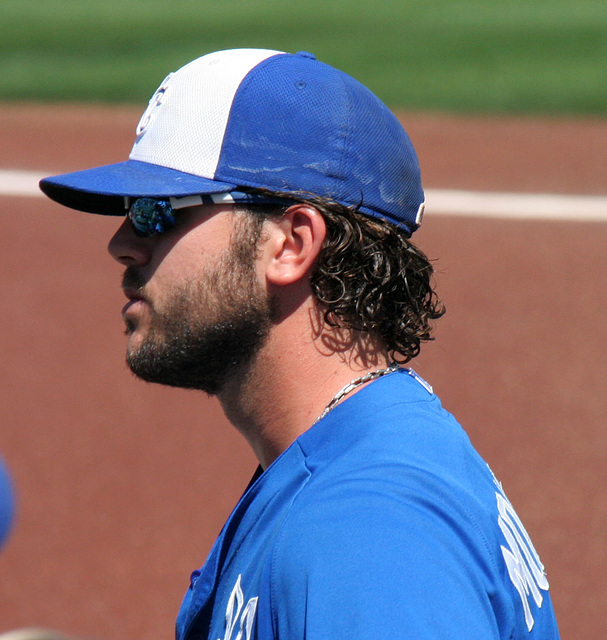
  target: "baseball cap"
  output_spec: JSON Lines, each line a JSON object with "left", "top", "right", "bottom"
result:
{"left": 40, "top": 49, "right": 426, "bottom": 234}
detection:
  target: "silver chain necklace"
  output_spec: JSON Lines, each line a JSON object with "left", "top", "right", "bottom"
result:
{"left": 314, "top": 363, "right": 400, "bottom": 424}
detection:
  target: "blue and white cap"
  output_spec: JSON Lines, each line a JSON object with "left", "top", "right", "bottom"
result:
{"left": 40, "top": 49, "right": 426, "bottom": 234}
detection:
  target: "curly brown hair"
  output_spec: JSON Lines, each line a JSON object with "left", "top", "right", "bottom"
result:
{"left": 240, "top": 192, "right": 445, "bottom": 363}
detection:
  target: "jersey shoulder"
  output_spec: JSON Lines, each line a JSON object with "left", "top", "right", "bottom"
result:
{"left": 265, "top": 371, "right": 559, "bottom": 638}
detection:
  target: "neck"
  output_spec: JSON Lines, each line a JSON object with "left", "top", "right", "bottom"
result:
{"left": 217, "top": 301, "right": 391, "bottom": 469}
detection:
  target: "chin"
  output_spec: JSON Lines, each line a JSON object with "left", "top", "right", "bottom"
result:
{"left": 125, "top": 329, "right": 147, "bottom": 357}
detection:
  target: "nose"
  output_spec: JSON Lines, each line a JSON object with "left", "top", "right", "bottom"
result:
{"left": 107, "top": 217, "right": 152, "bottom": 266}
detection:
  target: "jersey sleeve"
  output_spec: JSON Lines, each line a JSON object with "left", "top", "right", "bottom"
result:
{"left": 264, "top": 478, "right": 505, "bottom": 640}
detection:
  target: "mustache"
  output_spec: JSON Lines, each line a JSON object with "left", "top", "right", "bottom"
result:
{"left": 122, "top": 266, "right": 148, "bottom": 293}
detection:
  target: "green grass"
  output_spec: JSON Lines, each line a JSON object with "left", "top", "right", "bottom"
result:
{"left": 1, "top": 0, "right": 606, "bottom": 115}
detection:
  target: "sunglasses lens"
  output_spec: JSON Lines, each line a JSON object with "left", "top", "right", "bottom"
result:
{"left": 129, "top": 198, "right": 176, "bottom": 237}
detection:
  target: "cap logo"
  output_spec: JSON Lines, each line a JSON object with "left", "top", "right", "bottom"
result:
{"left": 136, "top": 72, "right": 174, "bottom": 138}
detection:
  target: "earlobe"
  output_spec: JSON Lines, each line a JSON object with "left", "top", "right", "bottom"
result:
{"left": 265, "top": 204, "right": 326, "bottom": 286}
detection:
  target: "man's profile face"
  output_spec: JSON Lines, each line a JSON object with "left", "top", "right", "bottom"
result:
{"left": 108, "top": 206, "right": 275, "bottom": 395}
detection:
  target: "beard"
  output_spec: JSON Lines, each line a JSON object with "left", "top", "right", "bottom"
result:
{"left": 123, "top": 230, "right": 276, "bottom": 396}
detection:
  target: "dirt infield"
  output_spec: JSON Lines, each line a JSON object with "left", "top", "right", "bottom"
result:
{"left": 0, "top": 103, "right": 606, "bottom": 639}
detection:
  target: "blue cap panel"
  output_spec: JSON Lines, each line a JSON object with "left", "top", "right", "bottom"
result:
{"left": 216, "top": 52, "right": 424, "bottom": 232}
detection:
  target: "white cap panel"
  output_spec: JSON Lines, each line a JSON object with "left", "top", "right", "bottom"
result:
{"left": 129, "top": 49, "right": 283, "bottom": 179}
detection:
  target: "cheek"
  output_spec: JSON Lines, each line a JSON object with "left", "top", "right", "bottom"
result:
{"left": 143, "top": 212, "right": 237, "bottom": 303}
{"left": 161, "top": 216, "right": 233, "bottom": 272}
{"left": 149, "top": 250, "right": 221, "bottom": 319}
{"left": 146, "top": 237, "right": 208, "bottom": 292}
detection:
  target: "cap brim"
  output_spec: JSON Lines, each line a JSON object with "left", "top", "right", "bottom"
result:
{"left": 39, "top": 159, "right": 239, "bottom": 215}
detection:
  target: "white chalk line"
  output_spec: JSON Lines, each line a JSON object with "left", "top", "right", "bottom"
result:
{"left": 427, "top": 189, "right": 607, "bottom": 222}
{"left": 2, "top": 169, "right": 606, "bottom": 222}
{"left": 0, "top": 170, "right": 48, "bottom": 197}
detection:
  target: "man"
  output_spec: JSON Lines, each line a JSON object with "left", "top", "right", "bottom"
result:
{"left": 40, "top": 49, "right": 560, "bottom": 639}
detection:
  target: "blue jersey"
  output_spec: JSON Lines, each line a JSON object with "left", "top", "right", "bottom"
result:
{"left": 176, "top": 369, "right": 560, "bottom": 639}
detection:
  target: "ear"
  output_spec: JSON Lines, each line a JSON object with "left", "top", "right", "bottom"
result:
{"left": 263, "top": 204, "right": 326, "bottom": 286}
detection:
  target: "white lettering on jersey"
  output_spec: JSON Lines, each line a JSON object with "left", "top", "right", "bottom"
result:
{"left": 220, "top": 574, "right": 258, "bottom": 640}
{"left": 495, "top": 490, "right": 550, "bottom": 631}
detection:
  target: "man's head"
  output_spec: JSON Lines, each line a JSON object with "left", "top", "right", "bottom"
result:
{"left": 40, "top": 48, "right": 443, "bottom": 393}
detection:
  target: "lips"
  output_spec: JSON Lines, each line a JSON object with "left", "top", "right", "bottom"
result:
{"left": 122, "top": 296, "right": 144, "bottom": 316}
{"left": 120, "top": 267, "right": 151, "bottom": 326}
{"left": 121, "top": 286, "right": 148, "bottom": 318}
{"left": 122, "top": 286, "right": 145, "bottom": 302}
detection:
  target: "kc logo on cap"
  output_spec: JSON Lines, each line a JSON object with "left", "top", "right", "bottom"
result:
{"left": 136, "top": 72, "right": 175, "bottom": 138}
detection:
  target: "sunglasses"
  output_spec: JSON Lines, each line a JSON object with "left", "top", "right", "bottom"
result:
{"left": 126, "top": 192, "right": 292, "bottom": 238}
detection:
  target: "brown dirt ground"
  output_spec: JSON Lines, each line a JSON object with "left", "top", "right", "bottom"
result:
{"left": 0, "top": 103, "right": 606, "bottom": 639}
